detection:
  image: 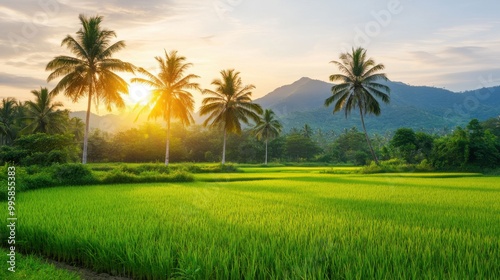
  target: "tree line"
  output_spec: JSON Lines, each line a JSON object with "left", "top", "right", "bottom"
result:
{"left": 3, "top": 107, "right": 498, "bottom": 170}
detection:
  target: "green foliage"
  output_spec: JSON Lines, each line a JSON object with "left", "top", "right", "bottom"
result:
{"left": 481, "top": 116, "right": 500, "bottom": 138}
{"left": 360, "top": 158, "right": 434, "bottom": 174}
{"left": 51, "top": 163, "right": 95, "bottom": 185}
{"left": 416, "top": 159, "right": 433, "bottom": 172}
{"left": 100, "top": 169, "right": 140, "bottom": 184}
{"left": 119, "top": 163, "right": 170, "bottom": 175}
{"left": 0, "top": 163, "right": 198, "bottom": 201}
{"left": 467, "top": 119, "right": 500, "bottom": 167}
{"left": 177, "top": 163, "right": 240, "bottom": 173}
{"left": 23, "top": 87, "right": 68, "bottom": 134}
{"left": 431, "top": 120, "right": 500, "bottom": 169}
{"left": 415, "top": 131, "right": 434, "bottom": 161}
{"left": 0, "top": 146, "right": 29, "bottom": 164}
{"left": 0, "top": 133, "right": 79, "bottom": 166}
{"left": 285, "top": 133, "right": 322, "bottom": 161}
{"left": 23, "top": 171, "right": 56, "bottom": 191}
{"left": 100, "top": 169, "right": 194, "bottom": 184}
{"left": 324, "top": 127, "right": 370, "bottom": 164}
{"left": 391, "top": 128, "right": 417, "bottom": 163}
{"left": 0, "top": 97, "right": 24, "bottom": 146}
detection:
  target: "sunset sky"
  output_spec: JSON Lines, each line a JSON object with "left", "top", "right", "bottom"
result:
{"left": 1, "top": 0, "right": 500, "bottom": 113}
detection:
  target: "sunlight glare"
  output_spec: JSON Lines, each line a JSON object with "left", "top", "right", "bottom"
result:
{"left": 127, "top": 83, "right": 151, "bottom": 106}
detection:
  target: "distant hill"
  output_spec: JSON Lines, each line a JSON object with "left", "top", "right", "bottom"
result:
{"left": 254, "top": 77, "right": 500, "bottom": 134}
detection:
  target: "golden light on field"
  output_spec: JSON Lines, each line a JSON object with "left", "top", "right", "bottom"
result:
{"left": 126, "top": 83, "right": 152, "bottom": 106}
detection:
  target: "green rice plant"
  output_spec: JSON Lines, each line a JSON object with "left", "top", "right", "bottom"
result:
{"left": 0, "top": 248, "right": 81, "bottom": 280}
{"left": 2, "top": 168, "right": 499, "bottom": 279}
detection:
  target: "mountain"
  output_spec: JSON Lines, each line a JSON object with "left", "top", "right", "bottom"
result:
{"left": 254, "top": 77, "right": 500, "bottom": 134}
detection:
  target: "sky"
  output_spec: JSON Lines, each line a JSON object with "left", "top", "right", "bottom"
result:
{"left": 1, "top": 0, "right": 500, "bottom": 113}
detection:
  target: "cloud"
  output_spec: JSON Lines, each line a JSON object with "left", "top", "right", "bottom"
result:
{"left": 408, "top": 46, "right": 500, "bottom": 68}
{"left": 0, "top": 72, "right": 46, "bottom": 89}
{"left": 436, "top": 23, "right": 494, "bottom": 38}
{"left": 436, "top": 68, "right": 500, "bottom": 91}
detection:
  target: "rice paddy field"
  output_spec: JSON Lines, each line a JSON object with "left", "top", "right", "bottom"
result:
{"left": 2, "top": 166, "right": 499, "bottom": 279}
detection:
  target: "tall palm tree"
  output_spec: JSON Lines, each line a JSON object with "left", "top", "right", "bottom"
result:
{"left": 200, "top": 69, "right": 263, "bottom": 164}
{"left": 0, "top": 98, "right": 19, "bottom": 145}
{"left": 325, "top": 47, "right": 390, "bottom": 164}
{"left": 131, "top": 50, "right": 199, "bottom": 166}
{"left": 253, "top": 109, "right": 282, "bottom": 165}
{"left": 23, "top": 87, "right": 68, "bottom": 134}
{"left": 46, "top": 14, "right": 135, "bottom": 164}
{"left": 69, "top": 117, "right": 85, "bottom": 142}
{"left": 301, "top": 124, "right": 313, "bottom": 138}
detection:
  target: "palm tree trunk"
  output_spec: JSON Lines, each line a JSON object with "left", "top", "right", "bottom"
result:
{"left": 82, "top": 87, "right": 92, "bottom": 164}
{"left": 359, "top": 106, "right": 379, "bottom": 165}
{"left": 222, "top": 129, "right": 227, "bottom": 165}
{"left": 165, "top": 110, "right": 171, "bottom": 166}
{"left": 265, "top": 138, "right": 268, "bottom": 165}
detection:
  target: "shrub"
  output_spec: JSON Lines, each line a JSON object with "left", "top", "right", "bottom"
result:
{"left": 360, "top": 159, "right": 410, "bottom": 174}
{"left": 119, "top": 164, "right": 170, "bottom": 175}
{"left": 0, "top": 146, "right": 29, "bottom": 165}
{"left": 219, "top": 163, "right": 240, "bottom": 173}
{"left": 0, "top": 164, "right": 194, "bottom": 202}
{"left": 360, "top": 159, "right": 435, "bottom": 174}
{"left": 23, "top": 172, "right": 56, "bottom": 191}
{"left": 101, "top": 170, "right": 139, "bottom": 184}
{"left": 135, "top": 164, "right": 170, "bottom": 175}
{"left": 100, "top": 169, "right": 194, "bottom": 184}
{"left": 5, "top": 133, "right": 79, "bottom": 166}
{"left": 359, "top": 161, "right": 384, "bottom": 174}
{"left": 168, "top": 170, "right": 195, "bottom": 182}
{"left": 178, "top": 163, "right": 203, "bottom": 173}
{"left": 415, "top": 159, "right": 433, "bottom": 172}
{"left": 90, "top": 166, "right": 115, "bottom": 172}
{"left": 51, "top": 163, "right": 96, "bottom": 185}
{"left": 176, "top": 163, "right": 240, "bottom": 173}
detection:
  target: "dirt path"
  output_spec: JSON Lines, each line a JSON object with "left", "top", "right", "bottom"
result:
{"left": 46, "top": 259, "right": 133, "bottom": 280}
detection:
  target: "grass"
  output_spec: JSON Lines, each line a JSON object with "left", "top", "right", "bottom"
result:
{"left": 1, "top": 167, "right": 499, "bottom": 279}
{"left": 0, "top": 248, "right": 81, "bottom": 280}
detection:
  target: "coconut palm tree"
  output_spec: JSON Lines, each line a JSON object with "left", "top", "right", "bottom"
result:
{"left": 23, "top": 87, "right": 68, "bottom": 134}
{"left": 253, "top": 109, "right": 282, "bottom": 165}
{"left": 69, "top": 117, "right": 85, "bottom": 142}
{"left": 200, "top": 69, "right": 263, "bottom": 164}
{"left": 301, "top": 124, "right": 313, "bottom": 138}
{"left": 0, "top": 98, "right": 19, "bottom": 145}
{"left": 131, "top": 50, "right": 199, "bottom": 166}
{"left": 325, "top": 47, "right": 390, "bottom": 164}
{"left": 46, "top": 14, "right": 134, "bottom": 164}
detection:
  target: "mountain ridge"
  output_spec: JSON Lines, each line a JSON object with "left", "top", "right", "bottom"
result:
{"left": 254, "top": 77, "right": 500, "bottom": 133}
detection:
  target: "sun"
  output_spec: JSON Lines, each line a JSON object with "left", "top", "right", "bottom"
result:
{"left": 126, "top": 83, "right": 152, "bottom": 106}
